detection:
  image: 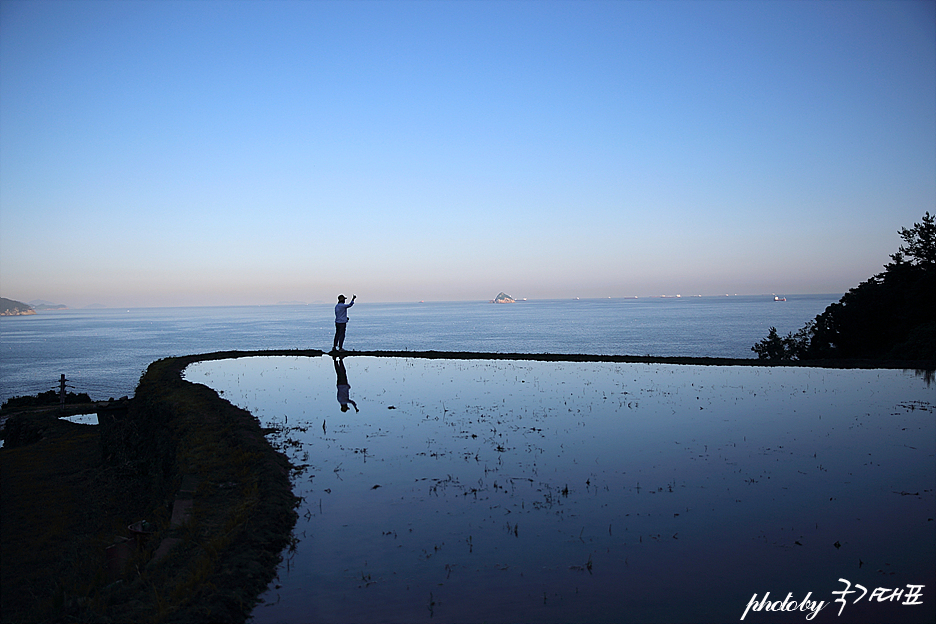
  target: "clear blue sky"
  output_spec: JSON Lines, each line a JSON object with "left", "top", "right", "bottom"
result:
{"left": 1, "top": 0, "right": 934, "bottom": 307}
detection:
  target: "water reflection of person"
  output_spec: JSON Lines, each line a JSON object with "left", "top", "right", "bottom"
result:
{"left": 333, "top": 356, "right": 359, "bottom": 412}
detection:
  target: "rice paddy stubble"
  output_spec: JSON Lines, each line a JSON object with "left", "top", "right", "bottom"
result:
{"left": 185, "top": 356, "right": 935, "bottom": 624}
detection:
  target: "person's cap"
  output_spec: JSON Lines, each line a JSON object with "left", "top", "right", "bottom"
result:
{"left": 338, "top": 294, "right": 346, "bottom": 301}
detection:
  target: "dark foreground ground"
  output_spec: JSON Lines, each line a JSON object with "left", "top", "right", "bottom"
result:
{"left": 2, "top": 350, "right": 932, "bottom": 623}
{"left": 1, "top": 350, "right": 306, "bottom": 624}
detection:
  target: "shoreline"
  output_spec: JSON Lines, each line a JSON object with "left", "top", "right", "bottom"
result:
{"left": 327, "top": 348, "right": 936, "bottom": 370}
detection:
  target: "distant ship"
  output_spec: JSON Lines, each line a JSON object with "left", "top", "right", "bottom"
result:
{"left": 774, "top": 296, "right": 787, "bottom": 301}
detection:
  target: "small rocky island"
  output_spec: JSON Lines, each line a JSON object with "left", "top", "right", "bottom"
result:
{"left": 492, "top": 292, "right": 516, "bottom": 303}
{"left": 0, "top": 298, "right": 36, "bottom": 316}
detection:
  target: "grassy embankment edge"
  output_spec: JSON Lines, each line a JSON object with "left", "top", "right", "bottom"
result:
{"left": 344, "top": 349, "right": 936, "bottom": 370}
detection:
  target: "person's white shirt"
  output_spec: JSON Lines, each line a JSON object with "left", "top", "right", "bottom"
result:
{"left": 335, "top": 300, "right": 354, "bottom": 323}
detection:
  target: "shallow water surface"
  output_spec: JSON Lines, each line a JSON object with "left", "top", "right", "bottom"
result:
{"left": 184, "top": 357, "right": 935, "bottom": 623}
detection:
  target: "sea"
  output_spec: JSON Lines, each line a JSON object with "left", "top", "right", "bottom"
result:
{"left": 0, "top": 294, "right": 839, "bottom": 403}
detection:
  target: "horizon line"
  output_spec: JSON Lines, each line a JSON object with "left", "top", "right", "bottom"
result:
{"left": 7, "top": 292, "right": 846, "bottom": 311}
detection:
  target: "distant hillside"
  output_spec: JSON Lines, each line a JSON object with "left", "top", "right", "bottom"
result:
{"left": 29, "top": 299, "right": 67, "bottom": 310}
{"left": 493, "top": 292, "right": 516, "bottom": 303}
{"left": 1, "top": 298, "right": 36, "bottom": 316}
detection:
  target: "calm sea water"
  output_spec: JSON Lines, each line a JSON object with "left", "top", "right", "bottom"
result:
{"left": 0, "top": 295, "right": 837, "bottom": 402}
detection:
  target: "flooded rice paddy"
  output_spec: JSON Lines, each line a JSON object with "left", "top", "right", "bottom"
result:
{"left": 184, "top": 356, "right": 935, "bottom": 623}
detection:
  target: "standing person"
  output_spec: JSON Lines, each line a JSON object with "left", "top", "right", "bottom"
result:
{"left": 333, "top": 294, "right": 356, "bottom": 352}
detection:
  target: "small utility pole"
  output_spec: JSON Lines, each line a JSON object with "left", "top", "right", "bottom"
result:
{"left": 59, "top": 374, "right": 68, "bottom": 411}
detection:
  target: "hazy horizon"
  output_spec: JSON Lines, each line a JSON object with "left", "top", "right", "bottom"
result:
{"left": 2, "top": 1, "right": 933, "bottom": 309}
{"left": 9, "top": 291, "right": 845, "bottom": 311}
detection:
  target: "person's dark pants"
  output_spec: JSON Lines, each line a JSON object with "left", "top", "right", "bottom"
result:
{"left": 334, "top": 322, "right": 347, "bottom": 349}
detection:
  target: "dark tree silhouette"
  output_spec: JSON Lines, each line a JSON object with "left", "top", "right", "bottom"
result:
{"left": 891, "top": 211, "right": 936, "bottom": 267}
{"left": 753, "top": 213, "right": 935, "bottom": 361}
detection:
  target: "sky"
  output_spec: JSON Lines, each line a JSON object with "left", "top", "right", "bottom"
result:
{"left": 1, "top": 0, "right": 934, "bottom": 307}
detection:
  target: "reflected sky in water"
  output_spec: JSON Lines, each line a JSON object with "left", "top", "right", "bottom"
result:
{"left": 185, "top": 357, "right": 934, "bottom": 624}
